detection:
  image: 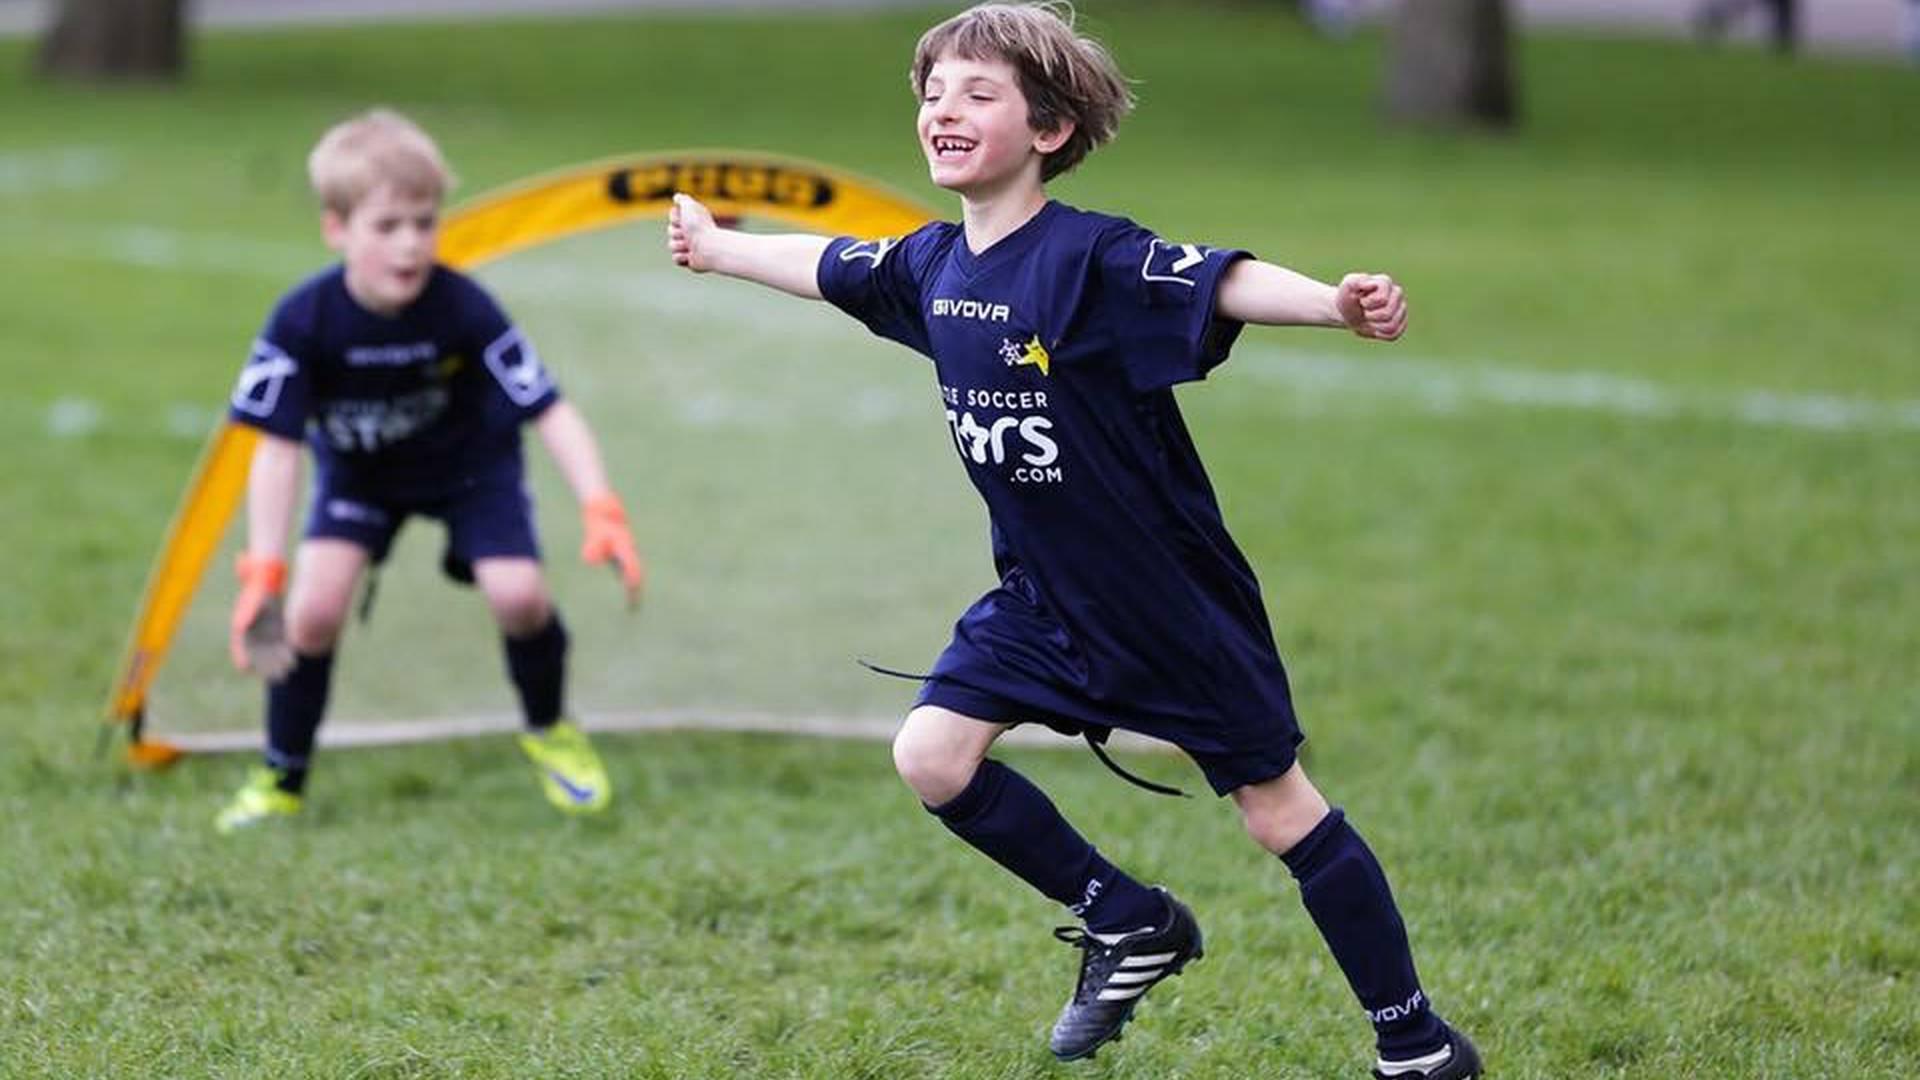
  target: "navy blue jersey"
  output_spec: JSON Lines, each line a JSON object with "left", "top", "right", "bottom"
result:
{"left": 819, "top": 200, "right": 1298, "bottom": 755}
{"left": 228, "top": 265, "right": 557, "bottom": 501}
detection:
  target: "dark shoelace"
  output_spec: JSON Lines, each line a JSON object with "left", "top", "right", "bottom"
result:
{"left": 1052, "top": 926, "right": 1131, "bottom": 1002}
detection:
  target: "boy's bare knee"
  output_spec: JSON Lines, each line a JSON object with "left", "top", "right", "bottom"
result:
{"left": 286, "top": 599, "right": 349, "bottom": 653}
{"left": 285, "top": 540, "right": 365, "bottom": 652}
{"left": 473, "top": 559, "right": 551, "bottom": 636}
{"left": 892, "top": 728, "right": 964, "bottom": 805}
{"left": 1241, "top": 805, "right": 1313, "bottom": 855}
{"left": 892, "top": 707, "right": 991, "bottom": 806}
{"left": 1232, "top": 765, "right": 1332, "bottom": 855}
{"left": 492, "top": 592, "right": 552, "bottom": 637}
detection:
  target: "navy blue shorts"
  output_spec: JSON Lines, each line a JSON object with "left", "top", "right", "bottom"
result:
{"left": 305, "top": 474, "right": 541, "bottom": 570}
{"left": 915, "top": 677, "right": 1301, "bottom": 798}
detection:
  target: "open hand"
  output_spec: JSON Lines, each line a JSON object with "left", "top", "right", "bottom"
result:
{"left": 667, "top": 193, "right": 719, "bottom": 272}
{"left": 1335, "top": 273, "right": 1407, "bottom": 341}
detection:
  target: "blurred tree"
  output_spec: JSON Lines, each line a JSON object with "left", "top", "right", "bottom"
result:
{"left": 1384, "top": 0, "right": 1517, "bottom": 128}
{"left": 36, "top": 0, "right": 186, "bottom": 82}
{"left": 1694, "top": 0, "right": 1799, "bottom": 54}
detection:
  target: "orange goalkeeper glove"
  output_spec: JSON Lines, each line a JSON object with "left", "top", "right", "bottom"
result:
{"left": 230, "top": 553, "right": 294, "bottom": 679}
{"left": 581, "top": 493, "right": 645, "bottom": 609}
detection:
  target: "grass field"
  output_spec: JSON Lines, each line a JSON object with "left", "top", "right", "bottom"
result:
{"left": 3, "top": 5, "right": 1917, "bottom": 1077}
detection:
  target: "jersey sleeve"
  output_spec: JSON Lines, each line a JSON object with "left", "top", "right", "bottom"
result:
{"left": 1096, "top": 224, "right": 1252, "bottom": 392}
{"left": 816, "top": 224, "right": 945, "bottom": 357}
{"left": 465, "top": 277, "right": 560, "bottom": 421}
{"left": 228, "top": 299, "right": 313, "bottom": 440}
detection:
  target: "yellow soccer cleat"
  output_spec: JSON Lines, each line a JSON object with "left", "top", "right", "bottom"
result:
{"left": 214, "top": 767, "right": 303, "bottom": 833}
{"left": 517, "top": 720, "right": 611, "bottom": 814}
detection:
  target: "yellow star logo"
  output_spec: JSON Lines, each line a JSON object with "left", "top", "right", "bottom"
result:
{"left": 1015, "top": 335, "right": 1051, "bottom": 376}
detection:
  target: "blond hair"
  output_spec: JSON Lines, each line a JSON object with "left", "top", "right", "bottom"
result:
{"left": 911, "top": 3, "right": 1134, "bottom": 182}
{"left": 306, "top": 108, "right": 453, "bottom": 216}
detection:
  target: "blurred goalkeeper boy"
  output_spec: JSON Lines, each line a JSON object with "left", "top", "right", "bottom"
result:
{"left": 665, "top": 4, "right": 1479, "bottom": 1077}
{"left": 218, "top": 108, "right": 642, "bottom": 832}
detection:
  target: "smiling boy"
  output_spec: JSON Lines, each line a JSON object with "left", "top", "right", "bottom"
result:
{"left": 665, "top": 6, "right": 1480, "bottom": 1076}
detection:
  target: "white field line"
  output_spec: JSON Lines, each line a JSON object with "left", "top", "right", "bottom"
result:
{"left": 26, "top": 221, "right": 1920, "bottom": 436}
{"left": 0, "top": 147, "right": 119, "bottom": 194}
{"left": 44, "top": 397, "right": 227, "bottom": 440}
{"left": 1234, "top": 349, "right": 1920, "bottom": 434}
{"left": 26, "top": 224, "right": 321, "bottom": 276}
{"left": 45, "top": 396, "right": 102, "bottom": 437}
{"left": 154, "top": 709, "right": 1176, "bottom": 756}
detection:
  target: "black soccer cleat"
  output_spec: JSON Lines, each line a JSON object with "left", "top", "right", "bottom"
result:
{"left": 1373, "top": 1025, "right": 1483, "bottom": 1079}
{"left": 1048, "top": 888, "right": 1204, "bottom": 1061}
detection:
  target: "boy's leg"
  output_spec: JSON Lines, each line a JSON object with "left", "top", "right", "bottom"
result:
{"left": 472, "top": 556, "right": 563, "bottom": 726}
{"left": 472, "top": 556, "right": 608, "bottom": 813}
{"left": 895, "top": 703, "right": 1200, "bottom": 1060}
{"left": 894, "top": 704, "right": 1163, "bottom": 929}
{"left": 217, "top": 538, "right": 366, "bottom": 832}
{"left": 1231, "top": 764, "right": 1477, "bottom": 1076}
{"left": 268, "top": 538, "right": 369, "bottom": 789}
{"left": 450, "top": 484, "right": 565, "bottom": 732}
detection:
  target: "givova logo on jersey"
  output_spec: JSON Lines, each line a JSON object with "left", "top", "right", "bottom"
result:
{"left": 940, "top": 382, "right": 1062, "bottom": 485}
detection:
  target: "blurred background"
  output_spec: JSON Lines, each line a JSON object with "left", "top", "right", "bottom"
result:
{"left": 6, "top": 0, "right": 1920, "bottom": 57}
{"left": 1, "top": 3, "right": 1914, "bottom": 1077}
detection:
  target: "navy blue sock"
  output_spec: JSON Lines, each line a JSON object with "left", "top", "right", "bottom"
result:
{"left": 1280, "top": 808, "right": 1447, "bottom": 1058}
{"left": 503, "top": 613, "right": 568, "bottom": 730}
{"left": 927, "top": 759, "right": 1164, "bottom": 933}
{"left": 264, "top": 650, "right": 334, "bottom": 794}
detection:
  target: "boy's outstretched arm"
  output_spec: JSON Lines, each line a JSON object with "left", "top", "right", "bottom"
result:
{"left": 231, "top": 433, "right": 303, "bottom": 678}
{"left": 1216, "top": 259, "right": 1407, "bottom": 341}
{"left": 667, "top": 193, "right": 829, "bottom": 300}
{"left": 534, "top": 401, "right": 645, "bottom": 608}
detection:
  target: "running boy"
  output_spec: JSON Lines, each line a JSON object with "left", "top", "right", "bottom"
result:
{"left": 667, "top": 4, "right": 1479, "bottom": 1076}
{"left": 219, "top": 109, "right": 642, "bottom": 832}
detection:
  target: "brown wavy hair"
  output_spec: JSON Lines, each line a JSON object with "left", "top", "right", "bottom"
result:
{"left": 911, "top": 3, "right": 1135, "bottom": 182}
